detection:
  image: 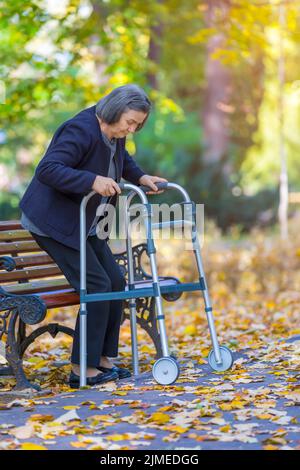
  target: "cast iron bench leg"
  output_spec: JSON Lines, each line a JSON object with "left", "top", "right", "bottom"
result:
{"left": 6, "top": 309, "right": 41, "bottom": 391}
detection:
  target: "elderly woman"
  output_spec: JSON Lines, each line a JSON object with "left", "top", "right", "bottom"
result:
{"left": 20, "top": 84, "right": 167, "bottom": 388}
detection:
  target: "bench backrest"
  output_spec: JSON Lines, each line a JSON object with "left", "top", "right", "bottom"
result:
{"left": 0, "top": 220, "right": 72, "bottom": 297}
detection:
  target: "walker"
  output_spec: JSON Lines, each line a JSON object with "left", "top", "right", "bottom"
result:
{"left": 79, "top": 182, "right": 233, "bottom": 387}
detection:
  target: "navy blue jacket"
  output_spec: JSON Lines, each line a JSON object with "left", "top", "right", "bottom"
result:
{"left": 19, "top": 105, "right": 146, "bottom": 250}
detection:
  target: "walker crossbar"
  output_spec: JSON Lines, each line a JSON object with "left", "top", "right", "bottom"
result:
{"left": 80, "top": 280, "right": 205, "bottom": 303}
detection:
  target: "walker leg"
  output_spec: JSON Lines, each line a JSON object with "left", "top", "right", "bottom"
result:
{"left": 126, "top": 211, "right": 140, "bottom": 376}
{"left": 148, "top": 253, "right": 170, "bottom": 357}
{"left": 191, "top": 224, "right": 233, "bottom": 371}
{"left": 129, "top": 299, "right": 139, "bottom": 375}
{"left": 191, "top": 225, "right": 223, "bottom": 365}
{"left": 79, "top": 307, "right": 87, "bottom": 387}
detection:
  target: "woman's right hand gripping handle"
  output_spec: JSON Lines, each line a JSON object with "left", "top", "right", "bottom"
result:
{"left": 92, "top": 175, "right": 122, "bottom": 197}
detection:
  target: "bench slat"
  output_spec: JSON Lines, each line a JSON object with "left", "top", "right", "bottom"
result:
{"left": 0, "top": 221, "right": 22, "bottom": 231}
{"left": 12, "top": 253, "right": 54, "bottom": 268}
{"left": 1, "top": 265, "right": 62, "bottom": 283}
{"left": 5, "top": 277, "right": 70, "bottom": 294}
{"left": 0, "top": 240, "right": 42, "bottom": 255}
{"left": 39, "top": 289, "right": 79, "bottom": 308}
{"left": 0, "top": 229, "right": 33, "bottom": 241}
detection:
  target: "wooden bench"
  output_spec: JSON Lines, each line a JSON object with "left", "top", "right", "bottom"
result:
{"left": 0, "top": 221, "right": 182, "bottom": 391}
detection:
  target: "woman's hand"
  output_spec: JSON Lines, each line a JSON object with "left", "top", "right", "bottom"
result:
{"left": 92, "top": 175, "right": 121, "bottom": 196}
{"left": 138, "top": 174, "right": 168, "bottom": 194}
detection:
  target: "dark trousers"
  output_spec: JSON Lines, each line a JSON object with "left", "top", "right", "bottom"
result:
{"left": 31, "top": 233, "right": 126, "bottom": 367}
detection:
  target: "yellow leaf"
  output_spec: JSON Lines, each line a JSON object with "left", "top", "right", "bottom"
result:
{"left": 27, "top": 357, "right": 44, "bottom": 364}
{"left": 28, "top": 414, "right": 54, "bottom": 423}
{"left": 290, "top": 328, "right": 300, "bottom": 335}
{"left": 149, "top": 412, "right": 170, "bottom": 424}
{"left": 220, "top": 425, "right": 231, "bottom": 432}
{"left": 21, "top": 443, "right": 48, "bottom": 450}
{"left": 86, "top": 415, "right": 112, "bottom": 422}
{"left": 73, "top": 427, "right": 92, "bottom": 435}
{"left": 266, "top": 301, "right": 275, "bottom": 309}
{"left": 256, "top": 413, "right": 274, "bottom": 420}
{"left": 164, "top": 425, "right": 187, "bottom": 434}
{"left": 62, "top": 406, "right": 80, "bottom": 410}
{"left": 184, "top": 325, "right": 197, "bottom": 336}
{"left": 158, "top": 406, "right": 173, "bottom": 412}
{"left": 32, "top": 360, "right": 48, "bottom": 369}
{"left": 231, "top": 400, "right": 247, "bottom": 409}
{"left": 201, "top": 348, "right": 210, "bottom": 357}
{"left": 140, "top": 345, "right": 154, "bottom": 353}
{"left": 141, "top": 433, "right": 155, "bottom": 440}
{"left": 197, "top": 358, "right": 206, "bottom": 365}
{"left": 70, "top": 442, "right": 87, "bottom": 448}
{"left": 255, "top": 400, "right": 276, "bottom": 408}
{"left": 219, "top": 404, "right": 233, "bottom": 411}
{"left": 47, "top": 422, "right": 64, "bottom": 428}
{"left": 107, "top": 434, "right": 127, "bottom": 441}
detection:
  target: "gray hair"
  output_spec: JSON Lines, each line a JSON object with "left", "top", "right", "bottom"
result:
{"left": 95, "top": 84, "right": 151, "bottom": 132}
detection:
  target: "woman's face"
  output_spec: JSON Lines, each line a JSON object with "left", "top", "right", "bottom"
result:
{"left": 110, "top": 109, "right": 147, "bottom": 138}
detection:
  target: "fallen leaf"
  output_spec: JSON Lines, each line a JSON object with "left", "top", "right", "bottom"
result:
{"left": 21, "top": 443, "right": 48, "bottom": 450}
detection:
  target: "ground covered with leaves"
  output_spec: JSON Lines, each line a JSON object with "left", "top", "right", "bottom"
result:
{"left": 0, "top": 222, "right": 299, "bottom": 450}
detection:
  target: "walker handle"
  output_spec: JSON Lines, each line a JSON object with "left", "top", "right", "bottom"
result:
{"left": 118, "top": 181, "right": 169, "bottom": 193}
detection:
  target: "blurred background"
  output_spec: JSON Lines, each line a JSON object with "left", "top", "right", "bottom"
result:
{"left": 1, "top": 0, "right": 300, "bottom": 236}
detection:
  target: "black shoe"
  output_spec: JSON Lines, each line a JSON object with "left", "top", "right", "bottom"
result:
{"left": 69, "top": 369, "right": 118, "bottom": 389}
{"left": 97, "top": 365, "right": 132, "bottom": 379}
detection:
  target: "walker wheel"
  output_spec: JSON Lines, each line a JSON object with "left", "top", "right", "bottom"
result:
{"left": 152, "top": 357, "right": 180, "bottom": 385}
{"left": 208, "top": 345, "right": 233, "bottom": 372}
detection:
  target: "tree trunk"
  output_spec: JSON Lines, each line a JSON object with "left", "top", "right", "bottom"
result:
{"left": 202, "top": 1, "right": 231, "bottom": 176}
{"left": 147, "top": 1, "right": 164, "bottom": 90}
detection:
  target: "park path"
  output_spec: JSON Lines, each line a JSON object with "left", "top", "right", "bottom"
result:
{"left": 0, "top": 336, "right": 299, "bottom": 450}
